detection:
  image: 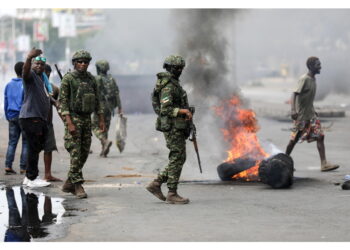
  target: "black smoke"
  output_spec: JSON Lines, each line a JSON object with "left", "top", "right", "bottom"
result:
{"left": 173, "top": 9, "right": 242, "bottom": 109}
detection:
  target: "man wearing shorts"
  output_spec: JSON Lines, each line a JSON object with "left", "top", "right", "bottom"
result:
{"left": 285, "top": 56, "right": 339, "bottom": 172}
{"left": 43, "top": 64, "right": 61, "bottom": 182}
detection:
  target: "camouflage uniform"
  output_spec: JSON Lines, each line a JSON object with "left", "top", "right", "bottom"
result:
{"left": 92, "top": 60, "right": 121, "bottom": 141}
{"left": 59, "top": 52, "right": 104, "bottom": 184}
{"left": 155, "top": 71, "right": 190, "bottom": 191}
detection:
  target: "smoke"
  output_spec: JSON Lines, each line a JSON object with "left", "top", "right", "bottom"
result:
{"left": 85, "top": 9, "right": 174, "bottom": 75}
{"left": 83, "top": 9, "right": 176, "bottom": 113}
{"left": 261, "top": 140, "right": 283, "bottom": 156}
{"left": 234, "top": 9, "right": 350, "bottom": 100}
{"left": 171, "top": 10, "right": 243, "bottom": 172}
{"left": 173, "top": 9, "right": 241, "bottom": 107}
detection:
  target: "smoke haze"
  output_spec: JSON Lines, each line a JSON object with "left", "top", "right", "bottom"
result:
{"left": 86, "top": 9, "right": 175, "bottom": 75}
{"left": 173, "top": 9, "right": 240, "bottom": 107}
{"left": 171, "top": 10, "right": 242, "bottom": 168}
{"left": 63, "top": 9, "right": 350, "bottom": 177}
{"left": 84, "top": 9, "right": 350, "bottom": 101}
{"left": 234, "top": 9, "right": 350, "bottom": 99}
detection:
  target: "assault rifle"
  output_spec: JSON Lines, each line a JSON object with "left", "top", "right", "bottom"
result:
{"left": 54, "top": 64, "right": 64, "bottom": 122}
{"left": 55, "top": 64, "right": 63, "bottom": 80}
{"left": 189, "top": 106, "right": 202, "bottom": 174}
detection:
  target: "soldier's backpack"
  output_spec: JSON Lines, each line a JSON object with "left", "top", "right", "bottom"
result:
{"left": 151, "top": 72, "right": 173, "bottom": 132}
{"left": 96, "top": 74, "right": 118, "bottom": 113}
{"left": 151, "top": 72, "right": 172, "bottom": 115}
{"left": 106, "top": 74, "right": 119, "bottom": 109}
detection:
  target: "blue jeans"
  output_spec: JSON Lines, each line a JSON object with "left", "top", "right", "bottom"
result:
{"left": 4, "top": 187, "right": 31, "bottom": 242}
{"left": 5, "top": 117, "right": 28, "bottom": 170}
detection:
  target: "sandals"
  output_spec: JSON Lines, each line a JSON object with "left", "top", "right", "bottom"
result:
{"left": 5, "top": 168, "right": 17, "bottom": 175}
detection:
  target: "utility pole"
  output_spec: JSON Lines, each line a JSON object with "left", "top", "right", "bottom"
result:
{"left": 11, "top": 16, "right": 15, "bottom": 68}
{"left": 0, "top": 17, "right": 5, "bottom": 79}
{"left": 65, "top": 37, "right": 70, "bottom": 69}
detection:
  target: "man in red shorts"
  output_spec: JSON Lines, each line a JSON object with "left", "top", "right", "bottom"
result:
{"left": 285, "top": 56, "right": 339, "bottom": 172}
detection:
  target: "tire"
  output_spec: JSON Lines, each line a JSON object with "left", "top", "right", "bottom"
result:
{"left": 217, "top": 158, "right": 256, "bottom": 181}
{"left": 258, "top": 153, "right": 294, "bottom": 189}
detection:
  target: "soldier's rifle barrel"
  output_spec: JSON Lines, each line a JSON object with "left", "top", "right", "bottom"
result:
{"left": 190, "top": 122, "right": 203, "bottom": 174}
{"left": 188, "top": 106, "right": 202, "bottom": 174}
{"left": 54, "top": 64, "right": 65, "bottom": 122}
{"left": 55, "top": 64, "right": 63, "bottom": 80}
{"left": 193, "top": 136, "right": 203, "bottom": 174}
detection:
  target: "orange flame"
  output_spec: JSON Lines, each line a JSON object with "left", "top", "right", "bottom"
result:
{"left": 232, "top": 165, "right": 260, "bottom": 181}
{"left": 214, "top": 96, "right": 269, "bottom": 181}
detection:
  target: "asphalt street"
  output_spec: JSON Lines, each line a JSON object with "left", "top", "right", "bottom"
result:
{"left": 0, "top": 86, "right": 349, "bottom": 242}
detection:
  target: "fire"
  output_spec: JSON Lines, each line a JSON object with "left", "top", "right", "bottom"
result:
{"left": 214, "top": 96, "right": 269, "bottom": 181}
{"left": 232, "top": 165, "right": 260, "bottom": 181}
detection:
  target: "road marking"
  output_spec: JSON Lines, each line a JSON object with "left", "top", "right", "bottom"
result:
{"left": 306, "top": 166, "right": 320, "bottom": 170}
{"left": 84, "top": 183, "right": 142, "bottom": 188}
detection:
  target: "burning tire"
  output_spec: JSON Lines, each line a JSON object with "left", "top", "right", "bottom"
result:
{"left": 258, "top": 153, "right": 294, "bottom": 189}
{"left": 217, "top": 158, "right": 256, "bottom": 181}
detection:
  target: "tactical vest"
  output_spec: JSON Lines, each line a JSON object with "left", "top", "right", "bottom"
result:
{"left": 106, "top": 74, "right": 118, "bottom": 108}
{"left": 96, "top": 74, "right": 118, "bottom": 113}
{"left": 151, "top": 72, "right": 172, "bottom": 115}
{"left": 67, "top": 71, "right": 96, "bottom": 114}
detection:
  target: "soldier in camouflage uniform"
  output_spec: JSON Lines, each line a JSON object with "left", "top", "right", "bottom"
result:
{"left": 92, "top": 60, "right": 122, "bottom": 157}
{"left": 146, "top": 55, "right": 192, "bottom": 204}
{"left": 59, "top": 50, "right": 105, "bottom": 198}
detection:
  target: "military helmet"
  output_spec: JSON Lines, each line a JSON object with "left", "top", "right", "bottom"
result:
{"left": 95, "top": 60, "right": 110, "bottom": 72}
{"left": 163, "top": 55, "right": 186, "bottom": 69}
{"left": 72, "top": 50, "right": 92, "bottom": 62}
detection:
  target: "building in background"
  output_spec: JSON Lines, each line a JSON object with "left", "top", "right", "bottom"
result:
{"left": 0, "top": 8, "right": 105, "bottom": 73}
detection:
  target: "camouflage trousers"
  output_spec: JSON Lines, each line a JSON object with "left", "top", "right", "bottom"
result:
{"left": 92, "top": 112, "right": 111, "bottom": 140}
{"left": 64, "top": 114, "right": 92, "bottom": 184}
{"left": 157, "top": 129, "right": 187, "bottom": 190}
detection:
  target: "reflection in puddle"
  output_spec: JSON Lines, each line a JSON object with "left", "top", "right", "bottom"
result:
{"left": 0, "top": 186, "right": 65, "bottom": 242}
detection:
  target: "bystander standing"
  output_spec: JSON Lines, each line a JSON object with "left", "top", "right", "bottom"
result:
{"left": 4, "top": 61, "right": 28, "bottom": 175}
{"left": 19, "top": 48, "right": 51, "bottom": 188}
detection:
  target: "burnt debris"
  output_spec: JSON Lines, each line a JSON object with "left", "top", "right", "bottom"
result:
{"left": 258, "top": 153, "right": 294, "bottom": 189}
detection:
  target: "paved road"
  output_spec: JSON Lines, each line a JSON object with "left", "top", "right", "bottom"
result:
{"left": 0, "top": 96, "right": 349, "bottom": 241}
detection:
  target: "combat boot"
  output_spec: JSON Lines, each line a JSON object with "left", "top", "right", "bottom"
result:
{"left": 102, "top": 140, "right": 112, "bottom": 157}
{"left": 74, "top": 182, "right": 88, "bottom": 199}
{"left": 146, "top": 180, "right": 166, "bottom": 201}
{"left": 99, "top": 139, "right": 106, "bottom": 156}
{"left": 62, "top": 179, "right": 75, "bottom": 193}
{"left": 165, "top": 190, "right": 190, "bottom": 204}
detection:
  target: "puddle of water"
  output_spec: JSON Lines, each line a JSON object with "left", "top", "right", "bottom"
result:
{"left": 0, "top": 186, "right": 65, "bottom": 242}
